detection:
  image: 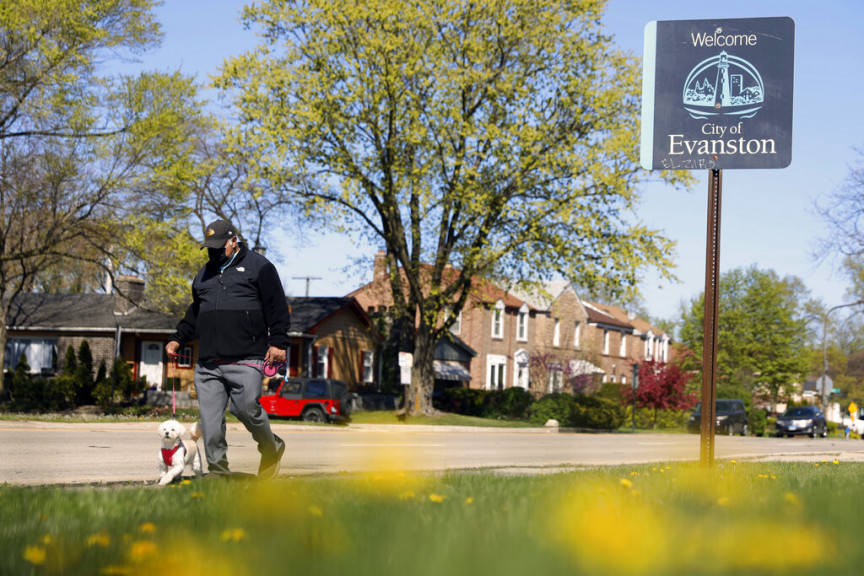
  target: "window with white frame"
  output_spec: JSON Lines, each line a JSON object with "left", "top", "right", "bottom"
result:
{"left": 514, "top": 349, "right": 529, "bottom": 389}
{"left": 362, "top": 350, "right": 375, "bottom": 383}
{"left": 486, "top": 354, "right": 507, "bottom": 390}
{"left": 574, "top": 321, "right": 581, "bottom": 348}
{"left": 553, "top": 318, "right": 560, "bottom": 347}
{"left": 603, "top": 329, "right": 610, "bottom": 355}
{"left": 178, "top": 346, "right": 193, "bottom": 368}
{"left": 516, "top": 304, "right": 529, "bottom": 342}
{"left": 4, "top": 338, "right": 57, "bottom": 374}
{"left": 315, "top": 345, "right": 329, "bottom": 378}
{"left": 491, "top": 300, "right": 504, "bottom": 339}
{"left": 448, "top": 309, "right": 462, "bottom": 335}
{"left": 547, "top": 364, "right": 563, "bottom": 393}
{"left": 644, "top": 332, "right": 654, "bottom": 360}
{"left": 619, "top": 332, "right": 627, "bottom": 357}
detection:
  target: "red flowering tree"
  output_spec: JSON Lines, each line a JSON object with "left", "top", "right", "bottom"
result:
{"left": 633, "top": 360, "right": 697, "bottom": 428}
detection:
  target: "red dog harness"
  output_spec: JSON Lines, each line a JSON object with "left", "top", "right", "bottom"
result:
{"left": 161, "top": 443, "right": 185, "bottom": 466}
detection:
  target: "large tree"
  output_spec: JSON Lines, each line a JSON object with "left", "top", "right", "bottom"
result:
{"left": 0, "top": 0, "right": 204, "bottom": 385}
{"left": 678, "top": 266, "right": 812, "bottom": 411}
{"left": 217, "top": 0, "right": 689, "bottom": 415}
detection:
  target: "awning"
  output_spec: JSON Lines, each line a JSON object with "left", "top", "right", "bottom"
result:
{"left": 569, "top": 359, "right": 604, "bottom": 375}
{"left": 433, "top": 360, "right": 472, "bottom": 382}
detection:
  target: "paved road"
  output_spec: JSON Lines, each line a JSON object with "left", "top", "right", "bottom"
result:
{"left": 2, "top": 421, "right": 863, "bottom": 486}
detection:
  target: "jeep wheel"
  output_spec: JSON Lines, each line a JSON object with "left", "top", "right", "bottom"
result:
{"left": 302, "top": 406, "right": 327, "bottom": 423}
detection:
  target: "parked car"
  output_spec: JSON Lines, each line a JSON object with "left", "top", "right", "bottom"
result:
{"left": 260, "top": 377, "right": 352, "bottom": 423}
{"left": 775, "top": 405, "right": 827, "bottom": 438}
{"left": 687, "top": 399, "right": 749, "bottom": 436}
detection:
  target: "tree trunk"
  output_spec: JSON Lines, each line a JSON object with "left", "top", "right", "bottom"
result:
{"left": 406, "top": 323, "right": 436, "bottom": 416}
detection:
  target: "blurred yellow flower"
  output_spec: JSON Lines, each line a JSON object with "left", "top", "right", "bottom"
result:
{"left": 465, "top": 497, "right": 474, "bottom": 505}
{"left": 181, "top": 479, "right": 192, "bottom": 485}
{"left": 833, "top": 459, "right": 840, "bottom": 464}
{"left": 191, "top": 492, "right": 205, "bottom": 499}
{"left": 620, "top": 478, "right": 633, "bottom": 488}
{"left": 398, "top": 491, "right": 415, "bottom": 500}
{"left": 138, "top": 522, "right": 156, "bottom": 533}
{"left": 87, "top": 531, "right": 111, "bottom": 547}
{"left": 220, "top": 528, "right": 248, "bottom": 542}
{"left": 717, "top": 497, "right": 730, "bottom": 506}
{"left": 429, "top": 494, "right": 446, "bottom": 503}
{"left": 129, "top": 541, "right": 158, "bottom": 562}
{"left": 41, "top": 534, "right": 54, "bottom": 545}
{"left": 23, "top": 545, "right": 46, "bottom": 565}
{"left": 101, "top": 564, "right": 132, "bottom": 575}
{"left": 309, "top": 505, "right": 323, "bottom": 517}
{"left": 784, "top": 492, "right": 801, "bottom": 507}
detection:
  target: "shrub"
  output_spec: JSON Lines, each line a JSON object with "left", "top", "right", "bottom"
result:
{"left": 528, "top": 394, "right": 575, "bottom": 425}
{"left": 748, "top": 408, "right": 768, "bottom": 436}
{"left": 571, "top": 394, "right": 626, "bottom": 430}
{"left": 436, "top": 387, "right": 487, "bottom": 416}
{"left": 483, "top": 387, "right": 533, "bottom": 420}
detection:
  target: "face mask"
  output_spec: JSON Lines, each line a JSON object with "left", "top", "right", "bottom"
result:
{"left": 208, "top": 247, "right": 230, "bottom": 268}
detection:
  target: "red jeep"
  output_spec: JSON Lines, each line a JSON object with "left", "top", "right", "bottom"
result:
{"left": 260, "top": 377, "right": 352, "bottom": 423}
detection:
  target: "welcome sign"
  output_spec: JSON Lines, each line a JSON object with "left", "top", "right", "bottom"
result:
{"left": 641, "top": 17, "right": 795, "bottom": 170}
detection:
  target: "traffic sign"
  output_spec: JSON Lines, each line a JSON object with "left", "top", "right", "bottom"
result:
{"left": 641, "top": 17, "right": 795, "bottom": 170}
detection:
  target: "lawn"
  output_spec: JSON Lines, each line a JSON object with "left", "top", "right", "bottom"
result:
{"left": 2, "top": 460, "right": 856, "bottom": 575}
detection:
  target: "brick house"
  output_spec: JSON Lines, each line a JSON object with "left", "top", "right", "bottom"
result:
{"left": 285, "top": 296, "right": 382, "bottom": 389}
{"left": 4, "top": 276, "right": 187, "bottom": 390}
{"left": 348, "top": 252, "right": 532, "bottom": 390}
{"left": 350, "top": 253, "right": 674, "bottom": 395}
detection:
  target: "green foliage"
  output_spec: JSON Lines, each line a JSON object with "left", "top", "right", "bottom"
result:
{"left": 218, "top": 0, "right": 692, "bottom": 415}
{"left": 749, "top": 408, "right": 768, "bottom": 436}
{"left": 74, "top": 340, "right": 95, "bottom": 405}
{"left": 436, "top": 387, "right": 532, "bottom": 420}
{"left": 9, "top": 355, "right": 38, "bottom": 411}
{"left": 570, "top": 394, "right": 626, "bottom": 430}
{"left": 113, "top": 357, "right": 141, "bottom": 401}
{"left": 679, "top": 266, "right": 811, "bottom": 407}
{"left": 528, "top": 394, "right": 575, "bottom": 426}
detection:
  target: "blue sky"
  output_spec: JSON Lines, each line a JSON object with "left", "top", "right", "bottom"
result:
{"left": 128, "top": 0, "right": 864, "bottom": 321}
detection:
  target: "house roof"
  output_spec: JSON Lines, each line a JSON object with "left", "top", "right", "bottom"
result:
{"left": 505, "top": 280, "right": 576, "bottom": 311}
{"left": 285, "top": 296, "right": 373, "bottom": 335}
{"left": 7, "top": 293, "right": 178, "bottom": 333}
{"left": 586, "top": 301, "right": 669, "bottom": 339}
{"left": 582, "top": 301, "right": 634, "bottom": 331}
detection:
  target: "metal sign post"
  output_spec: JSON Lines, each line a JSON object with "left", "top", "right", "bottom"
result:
{"left": 641, "top": 17, "right": 795, "bottom": 466}
{"left": 700, "top": 169, "right": 722, "bottom": 465}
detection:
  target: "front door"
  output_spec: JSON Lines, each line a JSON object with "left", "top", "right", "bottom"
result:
{"left": 139, "top": 341, "right": 164, "bottom": 390}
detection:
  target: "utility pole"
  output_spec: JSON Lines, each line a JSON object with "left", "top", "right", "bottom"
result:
{"left": 821, "top": 300, "right": 864, "bottom": 412}
{"left": 293, "top": 276, "right": 321, "bottom": 297}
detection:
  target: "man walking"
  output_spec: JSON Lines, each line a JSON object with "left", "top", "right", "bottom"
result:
{"left": 166, "top": 219, "right": 290, "bottom": 480}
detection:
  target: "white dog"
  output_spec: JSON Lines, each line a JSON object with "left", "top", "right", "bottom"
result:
{"left": 157, "top": 420, "right": 203, "bottom": 485}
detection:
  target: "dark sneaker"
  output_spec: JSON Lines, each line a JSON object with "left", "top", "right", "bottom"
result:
{"left": 258, "top": 436, "right": 285, "bottom": 480}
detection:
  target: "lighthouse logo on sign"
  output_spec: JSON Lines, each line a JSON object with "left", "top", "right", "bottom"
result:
{"left": 682, "top": 50, "right": 764, "bottom": 120}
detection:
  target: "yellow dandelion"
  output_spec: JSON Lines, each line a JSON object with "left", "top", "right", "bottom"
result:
{"left": 41, "top": 534, "right": 54, "bottom": 545}
{"left": 220, "top": 528, "right": 248, "bottom": 543}
{"left": 191, "top": 492, "right": 205, "bottom": 499}
{"left": 129, "top": 541, "right": 158, "bottom": 562}
{"left": 717, "top": 496, "right": 730, "bottom": 506}
{"left": 630, "top": 471, "right": 640, "bottom": 476}
{"left": 730, "top": 460, "right": 737, "bottom": 464}
{"left": 429, "top": 494, "right": 446, "bottom": 503}
{"left": 465, "top": 497, "right": 474, "bottom": 505}
{"left": 784, "top": 492, "right": 801, "bottom": 507}
{"left": 398, "top": 491, "right": 415, "bottom": 500}
{"left": 138, "top": 522, "right": 156, "bottom": 534}
{"left": 181, "top": 479, "right": 192, "bottom": 485}
{"left": 23, "top": 545, "right": 46, "bottom": 565}
{"left": 87, "top": 532, "right": 111, "bottom": 547}
{"left": 620, "top": 478, "right": 633, "bottom": 489}
{"left": 308, "top": 505, "right": 323, "bottom": 517}
{"left": 833, "top": 459, "right": 840, "bottom": 465}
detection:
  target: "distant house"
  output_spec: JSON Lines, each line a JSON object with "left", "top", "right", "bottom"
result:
{"left": 286, "top": 297, "right": 382, "bottom": 389}
{"left": 4, "top": 276, "right": 187, "bottom": 391}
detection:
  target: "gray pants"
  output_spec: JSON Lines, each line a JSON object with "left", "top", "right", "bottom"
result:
{"left": 194, "top": 360, "right": 281, "bottom": 475}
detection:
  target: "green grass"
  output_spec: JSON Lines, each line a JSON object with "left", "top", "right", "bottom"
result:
{"left": 1, "top": 461, "right": 858, "bottom": 575}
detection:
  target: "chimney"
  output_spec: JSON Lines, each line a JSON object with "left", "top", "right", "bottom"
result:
{"left": 373, "top": 250, "right": 386, "bottom": 279}
{"left": 114, "top": 276, "right": 145, "bottom": 315}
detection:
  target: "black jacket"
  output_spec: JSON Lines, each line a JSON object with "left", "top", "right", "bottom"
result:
{"left": 170, "top": 244, "right": 291, "bottom": 361}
